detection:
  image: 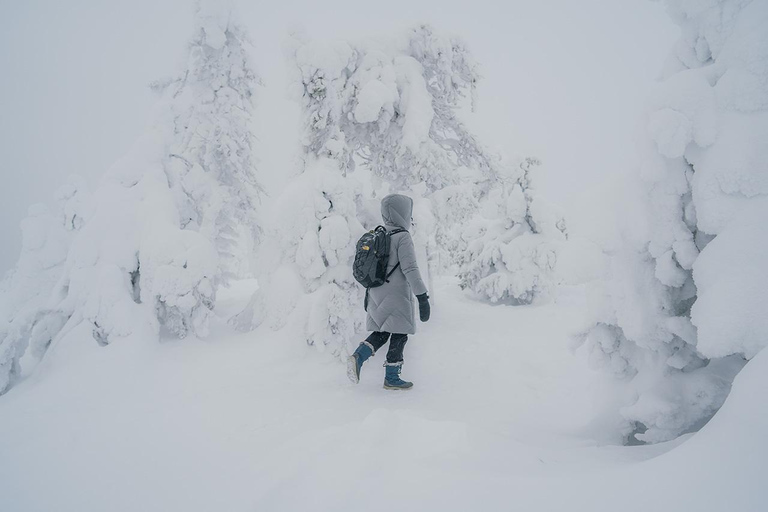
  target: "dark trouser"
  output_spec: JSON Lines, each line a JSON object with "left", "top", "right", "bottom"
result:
{"left": 366, "top": 331, "right": 408, "bottom": 364}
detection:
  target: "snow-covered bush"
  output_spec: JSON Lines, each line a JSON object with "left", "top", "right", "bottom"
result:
{"left": 0, "top": 178, "right": 88, "bottom": 394}
{"left": 231, "top": 156, "right": 366, "bottom": 353}
{"left": 0, "top": 130, "right": 222, "bottom": 395}
{"left": 459, "top": 157, "right": 568, "bottom": 304}
{"left": 576, "top": 0, "right": 768, "bottom": 444}
{"left": 0, "top": 1, "right": 261, "bottom": 395}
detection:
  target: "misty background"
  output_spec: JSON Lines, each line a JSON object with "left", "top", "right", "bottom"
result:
{"left": 0, "top": 0, "right": 677, "bottom": 273}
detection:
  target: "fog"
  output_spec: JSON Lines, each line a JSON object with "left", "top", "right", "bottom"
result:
{"left": 0, "top": 0, "right": 677, "bottom": 273}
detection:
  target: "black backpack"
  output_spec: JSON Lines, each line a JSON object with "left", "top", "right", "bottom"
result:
{"left": 353, "top": 226, "right": 406, "bottom": 307}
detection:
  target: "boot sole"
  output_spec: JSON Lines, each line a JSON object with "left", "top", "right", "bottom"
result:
{"left": 346, "top": 355, "right": 360, "bottom": 384}
{"left": 383, "top": 383, "right": 413, "bottom": 390}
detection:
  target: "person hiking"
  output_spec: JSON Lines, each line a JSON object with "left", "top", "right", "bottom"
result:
{"left": 347, "top": 193, "right": 430, "bottom": 390}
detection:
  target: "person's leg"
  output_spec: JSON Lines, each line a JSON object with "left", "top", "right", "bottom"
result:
{"left": 385, "top": 333, "right": 407, "bottom": 364}
{"left": 348, "top": 332, "right": 390, "bottom": 384}
{"left": 366, "top": 331, "right": 391, "bottom": 353}
{"left": 383, "top": 334, "right": 413, "bottom": 390}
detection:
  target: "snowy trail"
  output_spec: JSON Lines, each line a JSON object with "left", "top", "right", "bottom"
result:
{"left": 0, "top": 279, "right": 758, "bottom": 511}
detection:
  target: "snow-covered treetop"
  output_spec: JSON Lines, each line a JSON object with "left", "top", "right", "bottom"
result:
{"left": 195, "top": 0, "right": 235, "bottom": 51}
{"left": 288, "top": 25, "right": 496, "bottom": 192}
{"left": 165, "top": 0, "right": 261, "bottom": 199}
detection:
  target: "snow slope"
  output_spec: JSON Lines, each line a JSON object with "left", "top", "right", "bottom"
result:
{"left": 0, "top": 279, "right": 765, "bottom": 511}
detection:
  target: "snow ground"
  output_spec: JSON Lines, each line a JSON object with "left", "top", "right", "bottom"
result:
{"left": 0, "top": 278, "right": 765, "bottom": 512}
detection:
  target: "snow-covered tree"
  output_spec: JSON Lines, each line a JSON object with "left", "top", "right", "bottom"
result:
{"left": 231, "top": 25, "right": 568, "bottom": 357}
{"left": 231, "top": 156, "right": 367, "bottom": 351}
{"left": 233, "top": 25, "right": 500, "bottom": 356}
{"left": 291, "top": 25, "right": 492, "bottom": 190}
{"left": 153, "top": 0, "right": 263, "bottom": 284}
{"left": 576, "top": 0, "right": 768, "bottom": 444}
{"left": 289, "top": 25, "right": 501, "bottom": 268}
{"left": 458, "top": 157, "right": 568, "bottom": 304}
{"left": 0, "top": 1, "right": 262, "bottom": 395}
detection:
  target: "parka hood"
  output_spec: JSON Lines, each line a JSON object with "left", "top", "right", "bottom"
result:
{"left": 381, "top": 194, "right": 413, "bottom": 231}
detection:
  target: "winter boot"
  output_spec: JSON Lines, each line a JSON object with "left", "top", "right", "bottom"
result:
{"left": 383, "top": 361, "right": 413, "bottom": 390}
{"left": 347, "top": 341, "right": 375, "bottom": 384}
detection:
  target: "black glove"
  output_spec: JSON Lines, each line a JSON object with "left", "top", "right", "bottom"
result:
{"left": 416, "top": 293, "right": 430, "bottom": 322}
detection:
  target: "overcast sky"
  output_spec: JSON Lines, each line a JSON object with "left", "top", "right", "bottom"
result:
{"left": 0, "top": 0, "right": 677, "bottom": 273}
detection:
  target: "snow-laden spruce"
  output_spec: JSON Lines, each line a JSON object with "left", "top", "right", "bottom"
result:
{"left": 576, "top": 0, "right": 768, "bottom": 444}
{"left": 290, "top": 25, "right": 493, "bottom": 190}
{"left": 0, "top": 1, "right": 262, "bottom": 395}
{"left": 152, "top": 0, "right": 263, "bottom": 285}
{"left": 288, "top": 25, "right": 499, "bottom": 269}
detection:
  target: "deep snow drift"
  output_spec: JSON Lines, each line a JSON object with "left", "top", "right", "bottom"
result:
{"left": 0, "top": 279, "right": 765, "bottom": 512}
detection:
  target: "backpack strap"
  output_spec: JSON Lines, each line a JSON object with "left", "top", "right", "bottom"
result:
{"left": 365, "top": 261, "right": 400, "bottom": 308}
{"left": 385, "top": 262, "right": 400, "bottom": 282}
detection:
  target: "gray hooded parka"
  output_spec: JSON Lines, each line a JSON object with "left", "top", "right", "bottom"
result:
{"left": 366, "top": 194, "right": 428, "bottom": 335}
